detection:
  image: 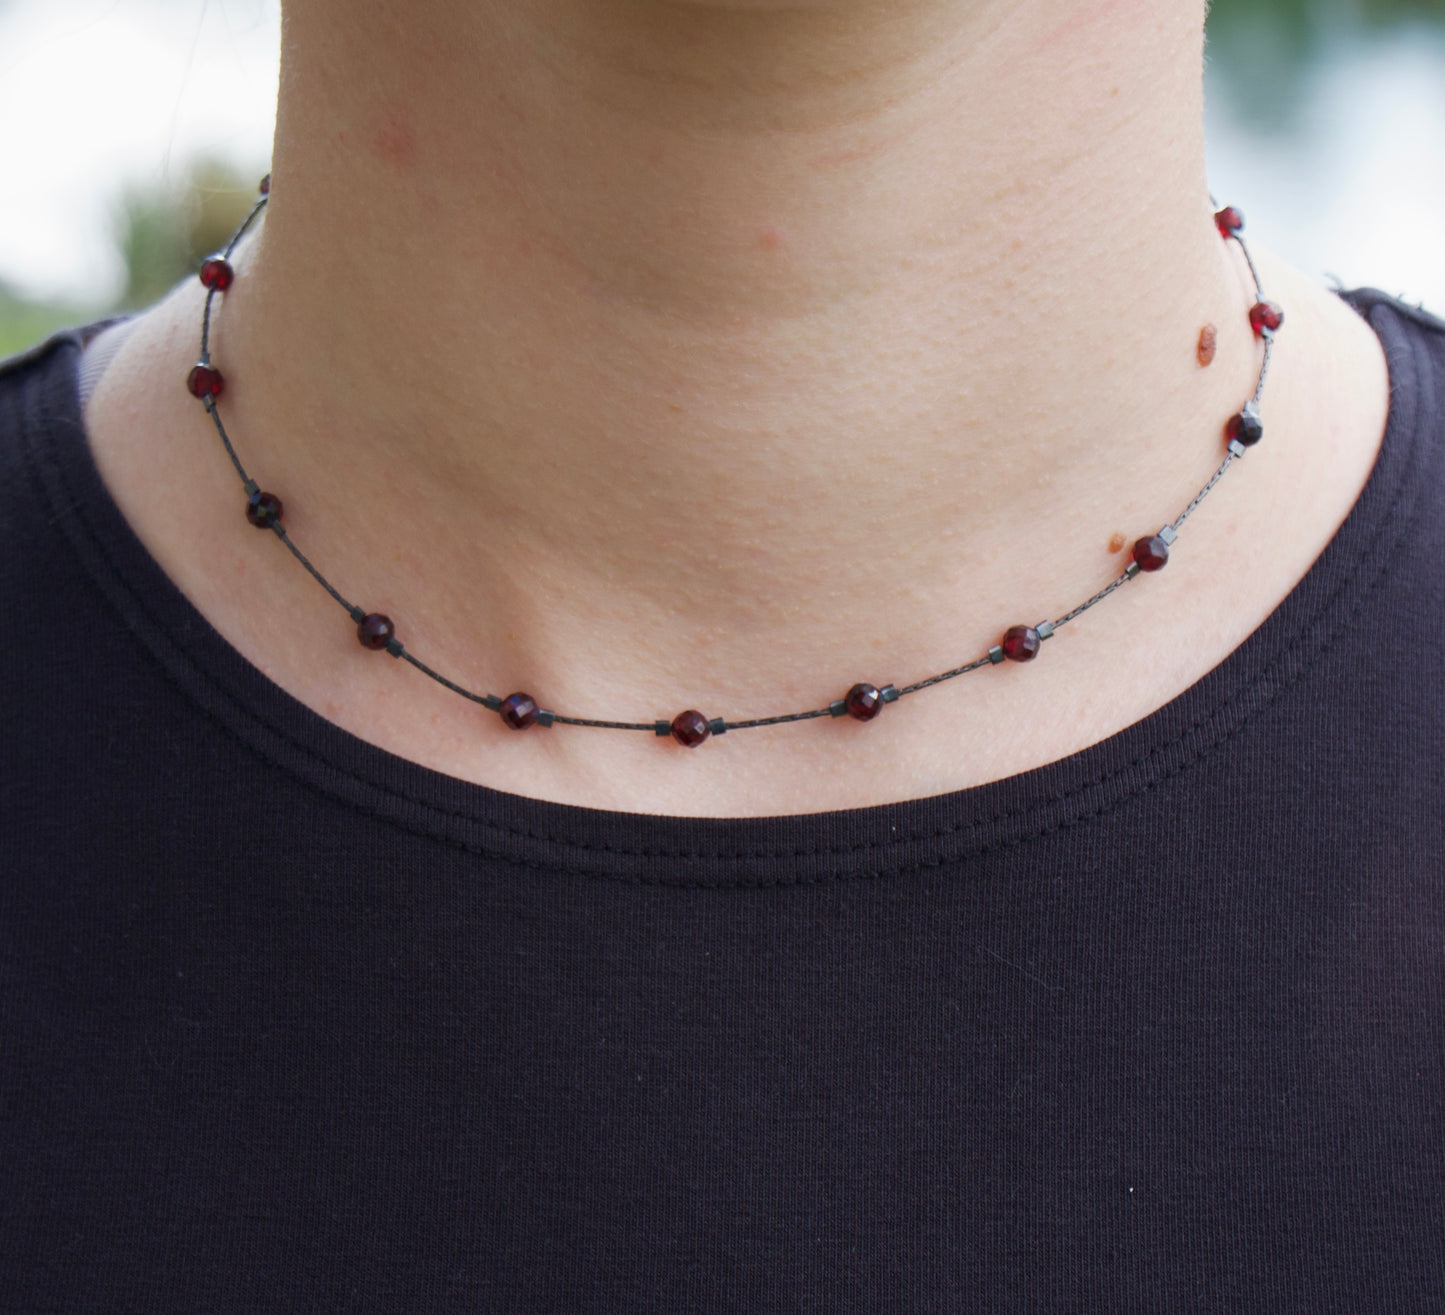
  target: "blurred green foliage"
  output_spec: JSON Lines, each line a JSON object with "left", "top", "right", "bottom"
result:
{"left": 1209, "top": 0, "right": 1445, "bottom": 38}
{"left": 1, "top": 156, "right": 262, "bottom": 358}
{"left": 1206, "top": 0, "right": 1445, "bottom": 124}
{"left": 114, "top": 156, "right": 261, "bottom": 308}
{"left": 0, "top": 284, "right": 89, "bottom": 359}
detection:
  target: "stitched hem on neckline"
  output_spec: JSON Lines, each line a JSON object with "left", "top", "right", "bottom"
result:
{"left": 13, "top": 292, "right": 1436, "bottom": 883}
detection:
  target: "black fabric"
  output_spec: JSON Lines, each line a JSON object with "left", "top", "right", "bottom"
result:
{"left": 3, "top": 292, "right": 1443, "bottom": 1312}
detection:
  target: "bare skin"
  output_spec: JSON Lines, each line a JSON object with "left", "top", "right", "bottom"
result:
{"left": 84, "top": 0, "right": 1388, "bottom": 816}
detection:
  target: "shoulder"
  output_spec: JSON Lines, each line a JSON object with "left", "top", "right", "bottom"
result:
{"left": 0, "top": 318, "right": 145, "bottom": 725}
{"left": 1342, "top": 286, "right": 1445, "bottom": 337}
{"left": 0, "top": 317, "right": 124, "bottom": 388}
{"left": 0, "top": 326, "right": 93, "bottom": 593}
{"left": 0, "top": 319, "right": 130, "bottom": 496}
{"left": 1338, "top": 287, "right": 1445, "bottom": 399}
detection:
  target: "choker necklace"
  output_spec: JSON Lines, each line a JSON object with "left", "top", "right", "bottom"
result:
{"left": 187, "top": 180, "right": 1278, "bottom": 749}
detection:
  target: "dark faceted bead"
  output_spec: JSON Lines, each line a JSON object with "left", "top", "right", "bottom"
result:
{"left": 501, "top": 692, "right": 540, "bottom": 730}
{"left": 199, "top": 257, "right": 234, "bottom": 291}
{"left": 1214, "top": 205, "right": 1244, "bottom": 236}
{"left": 1132, "top": 535, "right": 1170, "bottom": 572}
{"left": 245, "top": 490, "right": 283, "bottom": 528}
{"left": 357, "top": 612, "right": 395, "bottom": 650}
{"left": 1225, "top": 408, "right": 1264, "bottom": 446}
{"left": 670, "top": 709, "right": 711, "bottom": 747}
{"left": 1001, "top": 625, "right": 1041, "bottom": 663}
{"left": 1249, "top": 300, "right": 1284, "bottom": 336}
{"left": 844, "top": 682, "right": 883, "bottom": 721}
{"left": 186, "top": 363, "right": 224, "bottom": 399}
{"left": 259, "top": 173, "right": 271, "bottom": 195}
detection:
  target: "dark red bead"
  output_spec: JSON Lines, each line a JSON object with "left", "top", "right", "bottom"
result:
{"left": 186, "top": 363, "right": 224, "bottom": 399}
{"left": 844, "top": 683, "right": 883, "bottom": 721}
{"left": 670, "top": 709, "right": 711, "bottom": 747}
{"left": 1226, "top": 408, "right": 1264, "bottom": 446}
{"left": 259, "top": 173, "right": 271, "bottom": 195}
{"left": 1132, "top": 535, "right": 1170, "bottom": 572}
{"left": 1001, "top": 625, "right": 1041, "bottom": 662}
{"left": 1249, "top": 300, "right": 1284, "bottom": 336}
{"left": 501, "top": 693, "right": 540, "bottom": 729}
{"left": 245, "top": 490, "right": 282, "bottom": 527}
{"left": 199, "top": 257, "right": 234, "bottom": 291}
{"left": 1214, "top": 205, "right": 1244, "bottom": 237}
{"left": 357, "top": 612, "right": 395, "bottom": 650}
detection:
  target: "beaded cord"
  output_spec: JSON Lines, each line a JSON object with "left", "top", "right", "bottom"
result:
{"left": 188, "top": 181, "right": 1279, "bottom": 748}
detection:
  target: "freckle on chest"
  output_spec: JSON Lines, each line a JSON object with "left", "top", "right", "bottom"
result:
{"left": 756, "top": 225, "right": 786, "bottom": 252}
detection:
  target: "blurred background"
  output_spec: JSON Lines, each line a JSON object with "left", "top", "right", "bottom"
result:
{"left": 1, "top": 0, "right": 1443, "bottom": 356}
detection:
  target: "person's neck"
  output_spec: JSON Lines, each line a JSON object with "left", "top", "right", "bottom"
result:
{"left": 138, "top": 0, "right": 1372, "bottom": 814}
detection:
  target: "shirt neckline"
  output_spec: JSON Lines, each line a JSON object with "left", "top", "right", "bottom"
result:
{"left": 12, "top": 291, "right": 1438, "bottom": 885}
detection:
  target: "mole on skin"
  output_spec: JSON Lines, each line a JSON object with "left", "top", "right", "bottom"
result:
{"left": 1197, "top": 324, "right": 1218, "bottom": 367}
{"left": 1107, "top": 533, "right": 1127, "bottom": 554}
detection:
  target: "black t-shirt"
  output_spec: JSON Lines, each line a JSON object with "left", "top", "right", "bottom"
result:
{"left": 3, "top": 290, "right": 1444, "bottom": 1312}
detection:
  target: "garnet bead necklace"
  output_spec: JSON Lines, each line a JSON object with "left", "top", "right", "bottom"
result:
{"left": 188, "top": 180, "right": 1278, "bottom": 749}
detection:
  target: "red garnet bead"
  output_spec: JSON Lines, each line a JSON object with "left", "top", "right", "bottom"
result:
{"left": 259, "top": 173, "right": 271, "bottom": 195}
{"left": 1001, "top": 625, "right": 1041, "bottom": 662}
{"left": 501, "top": 692, "right": 540, "bottom": 730}
{"left": 186, "top": 363, "right": 224, "bottom": 399}
{"left": 1132, "top": 535, "right": 1170, "bottom": 572}
{"left": 1249, "top": 300, "right": 1284, "bottom": 336}
{"left": 199, "top": 257, "right": 234, "bottom": 291}
{"left": 1214, "top": 205, "right": 1244, "bottom": 236}
{"left": 844, "top": 683, "right": 883, "bottom": 721}
{"left": 245, "top": 490, "right": 282, "bottom": 528}
{"left": 1226, "top": 408, "right": 1264, "bottom": 446}
{"left": 670, "top": 709, "right": 711, "bottom": 747}
{"left": 357, "top": 612, "right": 395, "bottom": 650}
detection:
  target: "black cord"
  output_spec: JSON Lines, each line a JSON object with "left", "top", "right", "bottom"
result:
{"left": 192, "top": 189, "right": 1275, "bottom": 741}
